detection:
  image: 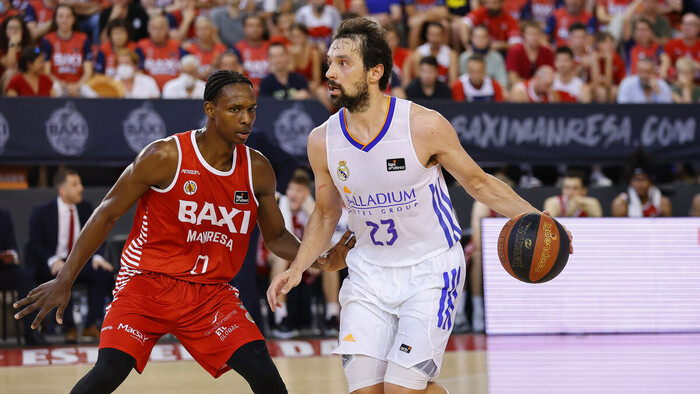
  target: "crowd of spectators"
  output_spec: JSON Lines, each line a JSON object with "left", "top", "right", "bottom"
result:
{"left": 0, "top": 0, "right": 698, "bottom": 103}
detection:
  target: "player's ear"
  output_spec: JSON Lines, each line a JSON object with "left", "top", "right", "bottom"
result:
{"left": 204, "top": 100, "right": 215, "bottom": 119}
{"left": 368, "top": 64, "right": 384, "bottom": 84}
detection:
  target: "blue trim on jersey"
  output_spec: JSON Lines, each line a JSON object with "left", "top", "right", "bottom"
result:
{"left": 437, "top": 177, "right": 462, "bottom": 242}
{"left": 430, "top": 184, "right": 454, "bottom": 248}
{"left": 339, "top": 96, "right": 397, "bottom": 152}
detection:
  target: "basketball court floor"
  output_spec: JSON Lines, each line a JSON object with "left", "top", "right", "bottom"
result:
{"left": 1, "top": 332, "right": 699, "bottom": 393}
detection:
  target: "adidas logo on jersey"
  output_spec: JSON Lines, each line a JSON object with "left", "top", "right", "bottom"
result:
{"left": 343, "top": 334, "right": 356, "bottom": 342}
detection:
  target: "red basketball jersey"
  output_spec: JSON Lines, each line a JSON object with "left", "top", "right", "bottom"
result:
{"left": 184, "top": 41, "right": 227, "bottom": 77}
{"left": 137, "top": 38, "right": 186, "bottom": 89}
{"left": 558, "top": 195, "right": 588, "bottom": 217}
{"left": 42, "top": 31, "right": 92, "bottom": 83}
{"left": 96, "top": 41, "right": 137, "bottom": 77}
{"left": 234, "top": 39, "right": 269, "bottom": 90}
{"left": 25, "top": 0, "right": 55, "bottom": 26}
{"left": 116, "top": 130, "right": 258, "bottom": 289}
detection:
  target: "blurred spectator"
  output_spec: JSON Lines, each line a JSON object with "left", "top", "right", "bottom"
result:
{"left": 662, "top": 13, "right": 700, "bottom": 76}
{"left": 215, "top": 49, "right": 245, "bottom": 73}
{"left": 623, "top": 18, "right": 670, "bottom": 77}
{"left": 413, "top": 21, "right": 457, "bottom": 86}
{"left": 211, "top": 0, "right": 245, "bottom": 48}
{"left": 113, "top": 48, "right": 160, "bottom": 98}
{"left": 41, "top": 4, "right": 96, "bottom": 97}
{"left": 503, "top": 0, "right": 528, "bottom": 20}
{"left": 24, "top": 0, "right": 56, "bottom": 41}
{"left": 404, "top": 0, "right": 449, "bottom": 50}
{"left": 386, "top": 25, "right": 412, "bottom": 86}
{"left": 544, "top": 0, "right": 597, "bottom": 47}
{"left": 0, "top": 0, "right": 21, "bottom": 26}
{"left": 589, "top": 31, "right": 625, "bottom": 102}
{"left": 289, "top": 22, "right": 321, "bottom": 90}
{"left": 567, "top": 23, "right": 591, "bottom": 73}
{"left": 459, "top": 25, "right": 508, "bottom": 88}
{"left": 136, "top": 15, "right": 188, "bottom": 90}
{"left": 259, "top": 41, "right": 310, "bottom": 99}
{"left": 141, "top": 0, "right": 180, "bottom": 18}
{"left": 294, "top": 0, "right": 342, "bottom": 48}
{"left": 460, "top": 0, "right": 521, "bottom": 52}
{"left": 520, "top": 0, "right": 560, "bottom": 25}
{"left": 25, "top": 168, "right": 113, "bottom": 343}
{"left": 95, "top": 18, "right": 137, "bottom": 78}
{"left": 452, "top": 54, "right": 505, "bottom": 101}
{"left": 1, "top": 15, "right": 32, "bottom": 90}
{"left": 506, "top": 21, "right": 554, "bottom": 86}
{"left": 612, "top": 166, "right": 672, "bottom": 217}
{"left": 510, "top": 64, "right": 557, "bottom": 102}
{"left": 168, "top": 0, "right": 199, "bottom": 43}
{"left": 692, "top": 194, "right": 700, "bottom": 216}
{"left": 5, "top": 46, "right": 55, "bottom": 96}
{"left": 596, "top": 0, "right": 631, "bottom": 35}
{"left": 183, "top": 16, "right": 227, "bottom": 79}
{"left": 405, "top": 55, "right": 452, "bottom": 99}
{"left": 98, "top": 0, "right": 149, "bottom": 43}
{"left": 235, "top": 14, "right": 269, "bottom": 92}
{"left": 61, "top": 0, "right": 102, "bottom": 44}
{"left": 162, "top": 54, "right": 205, "bottom": 98}
{"left": 0, "top": 205, "right": 48, "bottom": 346}
{"left": 554, "top": 46, "right": 591, "bottom": 102}
{"left": 671, "top": 57, "right": 700, "bottom": 103}
{"left": 269, "top": 11, "right": 295, "bottom": 43}
{"left": 365, "top": 0, "right": 401, "bottom": 28}
{"left": 625, "top": 0, "right": 671, "bottom": 46}
{"left": 617, "top": 58, "right": 672, "bottom": 102}
{"left": 543, "top": 170, "right": 603, "bottom": 217}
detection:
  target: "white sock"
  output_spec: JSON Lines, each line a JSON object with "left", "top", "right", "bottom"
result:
{"left": 472, "top": 295, "right": 484, "bottom": 317}
{"left": 326, "top": 302, "right": 340, "bottom": 319}
{"left": 274, "top": 303, "right": 288, "bottom": 325}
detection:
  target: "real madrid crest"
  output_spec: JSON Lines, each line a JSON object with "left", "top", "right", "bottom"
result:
{"left": 337, "top": 160, "right": 349, "bottom": 181}
{"left": 184, "top": 180, "right": 197, "bottom": 195}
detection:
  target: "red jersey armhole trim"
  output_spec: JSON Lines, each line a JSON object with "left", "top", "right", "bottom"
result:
{"left": 150, "top": 135, "right": 182, "bottom": 193}
{"left": 245, "top": 146, "right": 259, "bottom": 207}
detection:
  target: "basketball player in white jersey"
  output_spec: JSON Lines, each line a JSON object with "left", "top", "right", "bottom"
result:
{"left": 268, "top": 18, "right": 573, "bottom": 394}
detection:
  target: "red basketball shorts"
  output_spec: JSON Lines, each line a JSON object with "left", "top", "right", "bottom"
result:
{"left": 99, "top": 272, "right": 264, "bottom": 377}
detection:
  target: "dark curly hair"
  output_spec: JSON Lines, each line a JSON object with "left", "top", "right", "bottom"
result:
{"left": 0, "top": 15, "right": 33, "bottom": 52}
{"left": 331, "top": 17, "right": 392, "bottom": 91}
{"left": 203, "top": 70, "right": 253, "bottom": 103}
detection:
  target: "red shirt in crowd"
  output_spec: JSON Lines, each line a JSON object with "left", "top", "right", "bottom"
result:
{"left": 392, "top": 46, "right": 412, "bottom": 82}
{"left": 592, "top": 52, "right": 626, "bottom": 84}
{"left": 663, "top": 38, "right": 700, "bottom": 65}
{"left": 41, "top": 31, "right": 93, "bottom": 83}
{"left": 136, "top": 38, "right": 189, "bottom": 89}
{"left": 6, "top": 73, "right": 53, "bottom": 96}
{"left": 464, "top": 7, "right": 521, "bottom": 44}
{"left": 234, "top": 39, "right": 269, "bottom": 92}
{"left": 521, "top": 0, "right": 559, "bottom": 24}
{"left": 95, "top": 41, "right": 138, "bottom": 77}
{"left": 628, "top": 42, "right": 663, "bottom": 74}
{"left": 24, "top": 0, "right": 55, "bottom": 27}
{"left": 167, "top": 9, "right": 201, "bottom": 41}
{"left": 545, "top": 8, "right": 596, "bottom": 47}
{"left": 183, "top": 41, "right": 227, "bottom": 77}
{"left": 503, "top": 0, "right": 528, "bottom": 20}
{"left": 0, "top": 7, "right": 21, "bottom": 25}
{"left": 506, "top": 44, "right": 554, "bottom": 80}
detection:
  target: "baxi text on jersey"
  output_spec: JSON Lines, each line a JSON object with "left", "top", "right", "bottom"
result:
{"left": 178, "top": 200, "right": 252, "bottom": 233}
{"left": 344, "top": 189, "right": 418, "bottom": 216}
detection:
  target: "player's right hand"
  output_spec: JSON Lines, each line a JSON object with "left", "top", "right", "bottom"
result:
{"left": 13, "top": 278, "right": 72, "bottom": 330}
{"left": 266, "top": 268, "right": 302, "bottom": 312}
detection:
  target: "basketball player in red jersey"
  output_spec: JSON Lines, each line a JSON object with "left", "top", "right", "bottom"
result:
{"left": 14, "top": 71, "right": 351, "bottom": 393}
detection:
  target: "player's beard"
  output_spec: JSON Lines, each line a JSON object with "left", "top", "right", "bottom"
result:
{"left": 329, "top": 76, "right": 370, "bottom": 113}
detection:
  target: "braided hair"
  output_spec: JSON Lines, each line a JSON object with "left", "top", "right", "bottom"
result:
{"left": 203, "top": 71, "right": 253, "bottom": 103}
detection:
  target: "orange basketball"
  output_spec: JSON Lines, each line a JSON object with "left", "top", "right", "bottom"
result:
{"left": 497, "top": 212, "right": 570, "bottom": 283}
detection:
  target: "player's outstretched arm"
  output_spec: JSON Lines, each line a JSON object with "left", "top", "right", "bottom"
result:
{"left": 266, "top": 124, "right": 344, "bottom": 311}
{"left": 411, "top": 105, "right": 572, "bottom": 252}
{"left": 14, "top": 138, "right": 179, "bottom": 329}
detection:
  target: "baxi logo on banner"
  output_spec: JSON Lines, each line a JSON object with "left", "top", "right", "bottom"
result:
{"left": 274, "top": 102, "right": 315, "bottom": 156}
{"left": 123, "top": 102, "right": 167, "bottom": 153}
{"left": 45, "top": 102, "right": 89, "bottom": 156}
{"left": 0, "top": 112, "right": 9, "bottom": 155}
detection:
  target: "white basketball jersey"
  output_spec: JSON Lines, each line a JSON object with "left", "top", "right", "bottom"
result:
{"left": 326, "top": 97, "right": 461, "bottom": 268}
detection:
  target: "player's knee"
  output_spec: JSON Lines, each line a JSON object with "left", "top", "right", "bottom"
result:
{"left": 384, "top": 359, "right": 438, "bottom": 391}
{"left": 227, "top": 341, "right": 287, "bottom": 394}
{"left": 71, "top": 349, "right": 134, "bottom": 393}
{"left": 342, "top": 354, "right": 387, "bottom": 393}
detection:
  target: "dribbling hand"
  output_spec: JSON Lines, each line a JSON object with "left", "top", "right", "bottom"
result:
{"left": 542, "top": 210, "right": 574, "bottom": 254}
{"left": 13, "top": 279, "right": 72, "bottom": 330}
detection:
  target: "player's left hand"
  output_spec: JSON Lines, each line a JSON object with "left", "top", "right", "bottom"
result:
{"left": 542, "top": 210, "right": 573, "bottom": 254}
{"left": 316, "top": 230, "right": 356, "bottom": 272}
